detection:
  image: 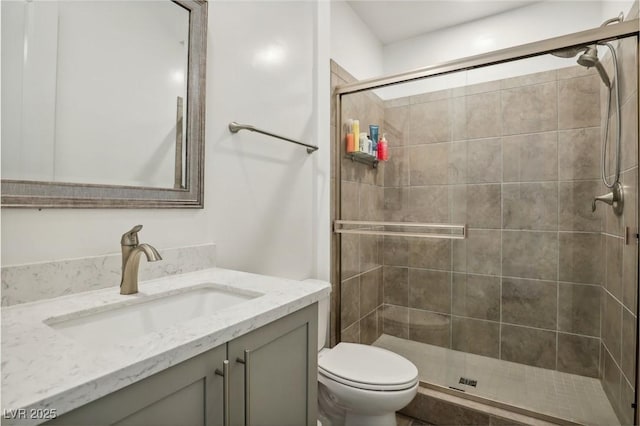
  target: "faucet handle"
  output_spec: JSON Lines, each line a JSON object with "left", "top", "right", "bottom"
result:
{"left": 121, "top": 225, "right": 143, "bottom": 246}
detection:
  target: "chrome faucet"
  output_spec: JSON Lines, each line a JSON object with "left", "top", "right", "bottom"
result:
{"left": 592, "top": 182, "right": 624, "bottom": 216}
{"left": 120, "top": 225, "right": 162, "bottom": 295}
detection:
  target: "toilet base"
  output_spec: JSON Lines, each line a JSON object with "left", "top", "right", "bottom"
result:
{"left": 345, "top": 412, "right": 397, "bottom": 426}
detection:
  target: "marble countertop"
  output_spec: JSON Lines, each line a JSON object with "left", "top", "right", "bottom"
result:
{"left": 1, "top": 268, "right": 330, "bottom": 425}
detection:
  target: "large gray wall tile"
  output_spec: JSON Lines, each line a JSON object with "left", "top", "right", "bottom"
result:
{"left": 602, "top": 346, "right": 621, "bottom": 418}
{"left": 360, "top": 268, "right": 382, "bottom": 316}
{"left": 452, "top": 317, "right": 500, "bottom": 358}
{"left": 384, "top": 106, "right": 409, "bottom": 147}
{"left": 465, "top": 184, "right": 502, "bottom": 228}
{"left": 621, "top": 94, "right": 638, "bottom": 171}
{"left": 558, "top": 128, "right": 601, "bottom": 180}
{"left": 501, "top": 325, "right": 556, "bottom": 369}
{"left": 502, "top": 231, "right": 558, "bottom": 280}
{"left": 409, "top": 309, "right": 451, "bottom": 348}
{"left": 409, "top": 143, "right": 450, "bottom": 185}
{"left": 502, "top": 82, "right": 558, "bottom": 135}
{"left": 453, "top": 229, "right": 501, "bottom": 276}
{"left": 502, "top": 277, "right": 557, "bottom": 329}
{"left": 558, "top": 232, "right": 603, "bottom": 285}
{"left": 603, "top": 292, "right": 622, "bottom": 364}
{"left": 383, "top": 266, "right": 408, "bottom": 307}
{"left": 452, "top": 273, "right": 500, "bottom": 321}
{"left": 409, "top": 238, "right": 451, "bottom": 271}
{"left": 558, "top": 180, "right": 603, "bottom": 232}
{"left": 557, "top": 333, "right": 600, "bottom": 377}
{"left": 558, "top": 283, "right": 601, "bottom": 337}
{"left": 621, "top": 308, "right": 636, "bottom": 384}
{"left": 341, "top": 233, "right": 359, "bottom": 279}
{"left": 408, "top": 186, "right": 449, "bottom": 222}
{"left": 467, "top": 138, "right": 502, "bottom": 183}
{"left": 448, "top": 141, "right": 467, "bottom": 184}
{"left": 460, "top": 91, "right": 503, "bottom": 139}
{"left": 503, "top": 131, "right": 558, "bottom": 182}
{"left": 381, "top": 304, "right": 409, "bottom": 339}
{"left": 384, "top": 147, "right": 409, "bottom": 187}
{"left": 502, "top": 182, "right": 558, "bottom": 230}
{"left": 341, "top": 276, "right": 360, "bottom": 330}
{"left": 409, "top": 268, "right": 451, "bottom": 313}
{"left": 558, "top": 75, "right": 600, "bottom": 129}
{"left": 605, "top": 235, "right": 623, "bottom": 299}
{"left": 383, "top": 236, "right": 408, "bottom": 267}
{"left": 410, "top": 99, "right": 451, "bottom": 144}
{"left": 360, "top": 310, "right": 380, "bottom": 345}
{"left": 384, "top": 187, "right": 409, "bottom": 222}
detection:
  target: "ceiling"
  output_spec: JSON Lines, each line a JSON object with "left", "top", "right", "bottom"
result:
{"left": 347, "top": 0, "right": 541, "bottom": 45}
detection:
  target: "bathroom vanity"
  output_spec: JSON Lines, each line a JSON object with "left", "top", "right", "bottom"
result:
{"left": 1, "top": 268, "right": 329, "bottom": 426}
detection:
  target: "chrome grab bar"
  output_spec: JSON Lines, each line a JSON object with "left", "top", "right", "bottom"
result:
{"left": 334, "top": 220, "right": 467, "bottom": 240}
{"left": 229, "top": 122, "right": 318, "bottom": 154}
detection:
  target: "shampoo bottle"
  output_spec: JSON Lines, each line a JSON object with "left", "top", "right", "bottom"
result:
{"left": 352, "top": 120, "right": 360, "bottom": 152}
{"left": 345, "top": 119, "right": 355, "bottom": 153}
{"left": 378, "top": 133, "right": 388, "bottom": 161}
{"left": 359, "top": 133, "right": 369, "bottom": 153}
{"left": 369, "top": 125, "right": 379, "bottom": 156}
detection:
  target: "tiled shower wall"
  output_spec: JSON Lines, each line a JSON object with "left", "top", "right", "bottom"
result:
{"left": 333, "top": 36, "right": 638, "bottom": 423}
{"left": 380, "top": 65, "right": 609, "bottom": 379}
{"left": 331, "top": 61, "right": 386, "bottom": 346}
{"left": 599, "top": 35, "right": 638, "bottom": 425}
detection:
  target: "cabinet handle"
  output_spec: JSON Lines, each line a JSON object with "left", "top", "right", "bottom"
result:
{"left": 215, "top": 360, "right": 230, "bottom": 426}
{"left": 236, "top": 350, "right": 252, "bottom": 426}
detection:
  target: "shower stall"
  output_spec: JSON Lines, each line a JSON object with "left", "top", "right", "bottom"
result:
{"left": 331, "top": 17, "right": 639, "bottom": 426}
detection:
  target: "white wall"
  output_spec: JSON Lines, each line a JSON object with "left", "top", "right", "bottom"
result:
{"left": 330, "top": 0, "right": 383, "bottom": 80}
{"left": 207, "top": 0, "right": 327, "bottom": 280}
{"left": 376, "top": 1, "right": 635, "bottom": 99}
{"left": 1, "top": 1, "right": 331, "bottom": 283}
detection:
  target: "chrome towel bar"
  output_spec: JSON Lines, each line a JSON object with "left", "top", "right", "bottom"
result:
{"left": 228, "top": 122, "right": 319, "bottom": 154}
{"left": 334, "top": 220, "right": 467, "bottom": 240}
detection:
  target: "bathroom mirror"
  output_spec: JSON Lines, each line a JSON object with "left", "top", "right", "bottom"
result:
{"left": 1, "top": 0, "right": 207, "bottom": 208}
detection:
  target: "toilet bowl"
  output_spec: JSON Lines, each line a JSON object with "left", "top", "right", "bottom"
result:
{"left": 304, "top": 280, "right": 419, "bottom": 426}
{"left": 318, "top": 343, "right": 419, "bottom": 426}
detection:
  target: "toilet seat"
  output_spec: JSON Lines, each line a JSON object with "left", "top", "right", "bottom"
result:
{"left": 318, "top": 343, "right": 418, "bottom": 391}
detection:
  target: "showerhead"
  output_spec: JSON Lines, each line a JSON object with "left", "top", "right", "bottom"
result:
{"left": 578, "top": 46, "right": 611, "bottom": 88}
{"left": 551, "top": 45, "right": 611, "bottom": 88}
{"left": 576, "top": 46, "right": 600, "bottom": 67}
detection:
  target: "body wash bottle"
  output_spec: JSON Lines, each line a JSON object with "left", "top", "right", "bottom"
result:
{"left": 378, "top": 133, "right": 388, "bottom": 161}
{"left": 352, "top": 120, "right": 360, "bottom": 152}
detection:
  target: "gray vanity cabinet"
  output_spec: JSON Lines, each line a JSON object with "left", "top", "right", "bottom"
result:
{"left": 44, "top": 303, "right": 317, "bottom": 426}
{"left": 228, "top": 303, "right": 318, "bottom": 426}
{"left": 45, "top": 344, "right": 227, "bottom": 426}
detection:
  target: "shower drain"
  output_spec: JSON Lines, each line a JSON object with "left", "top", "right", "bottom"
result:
{"left": 458, "top": 377, "right": 478, "bottom": 387}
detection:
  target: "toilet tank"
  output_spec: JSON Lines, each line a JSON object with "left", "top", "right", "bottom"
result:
{"left": 302, "top": 279, "right": 330, "bottom": 351}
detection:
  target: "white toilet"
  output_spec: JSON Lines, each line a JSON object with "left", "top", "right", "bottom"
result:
{"left": 313, "top": 289, "right": 419, "bottom": 426}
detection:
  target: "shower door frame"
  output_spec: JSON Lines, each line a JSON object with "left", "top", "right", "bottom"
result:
{"left": 332, "top": 17, "right": 640, "bottom": 423}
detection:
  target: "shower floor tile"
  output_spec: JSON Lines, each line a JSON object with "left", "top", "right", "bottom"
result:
{"left": 373, "top": 334, "right": 619, "bottom": 426}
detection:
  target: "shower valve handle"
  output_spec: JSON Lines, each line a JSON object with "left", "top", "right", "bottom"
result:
{"left": 592, "top": 182, "right": 624, "bottom": 216}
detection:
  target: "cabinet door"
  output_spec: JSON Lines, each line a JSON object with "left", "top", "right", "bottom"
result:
{"left": 45, "top": 344, "right": 227, "bottom": 426}
{"left": 228, "top": 303, "right": 318, "bottom": 426}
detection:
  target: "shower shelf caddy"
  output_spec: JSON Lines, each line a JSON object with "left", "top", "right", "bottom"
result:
{"left": 333, "top": 220, "right": 467, "bottom": 239}
{"left": 345, "top": 152, "right": 379, "bottom": 168}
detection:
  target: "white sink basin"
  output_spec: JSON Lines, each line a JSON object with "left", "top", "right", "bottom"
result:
{"left": 46, "top": 285, "right": 259, "bottom": 350}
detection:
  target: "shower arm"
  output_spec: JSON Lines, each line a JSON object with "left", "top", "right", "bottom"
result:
{"left": 600, "top": 12, "right": 624, "bottom": 27}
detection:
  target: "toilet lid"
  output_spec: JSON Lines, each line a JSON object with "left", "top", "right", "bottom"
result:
{"left": 318, "top": 343, "right": 418, "bottom": 391}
